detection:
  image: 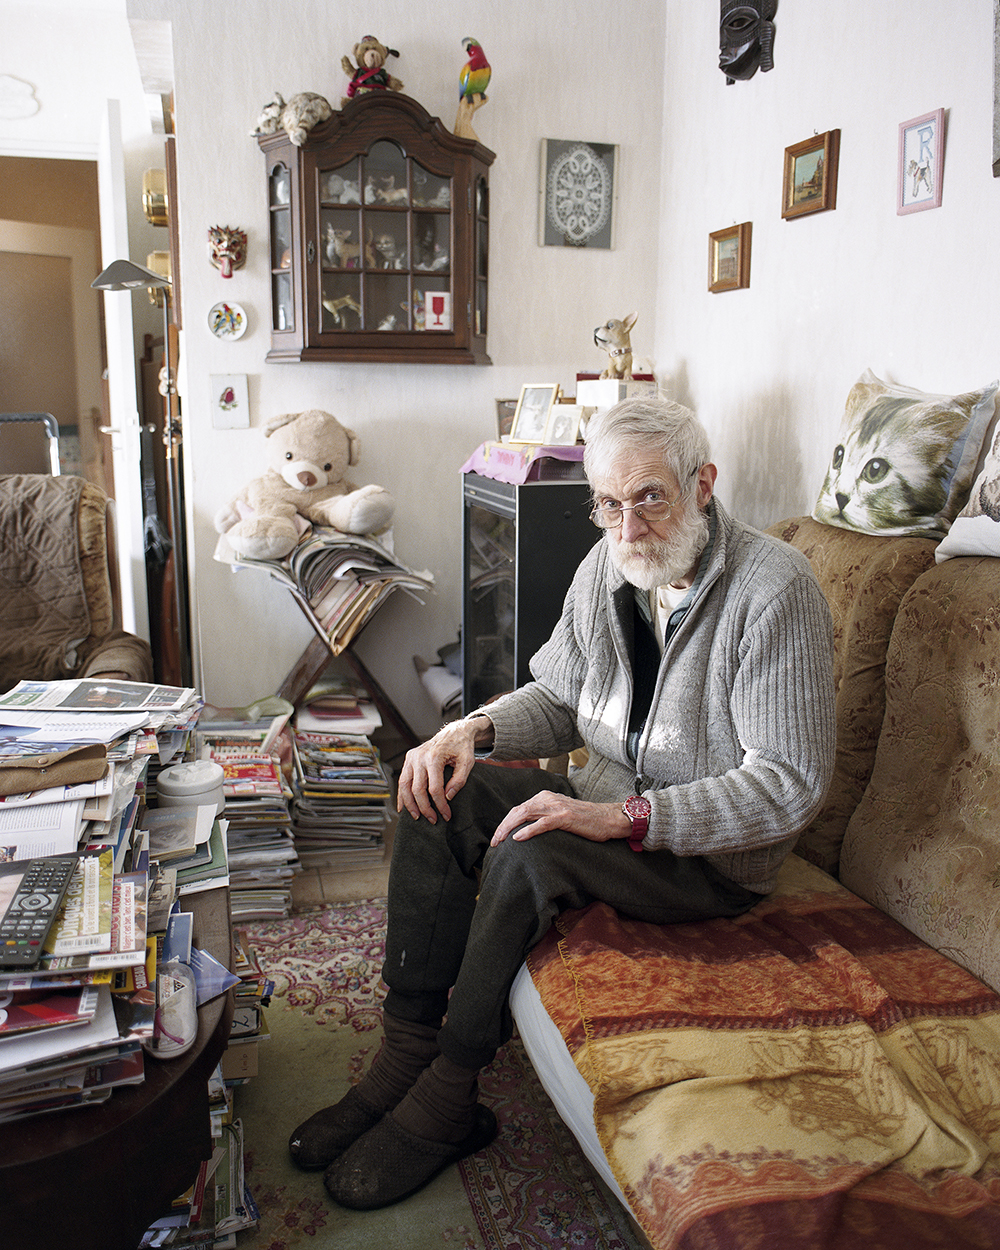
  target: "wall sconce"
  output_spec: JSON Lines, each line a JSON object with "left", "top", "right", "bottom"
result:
{"left": 142, "top": 168, "right": 169, "bottom": 226}
{"left": 145, "top": 251, "right": 171, "bottom": 307}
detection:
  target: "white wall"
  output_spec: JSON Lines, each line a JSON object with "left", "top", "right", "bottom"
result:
{"left": 4, "top": 1, "right": 998, "bottom": 740}
{"left": 655, "top": 1, "right": 1000, "bottom": 530}
{"left": 148, "top": 0, "right": 665, "bottom": 734}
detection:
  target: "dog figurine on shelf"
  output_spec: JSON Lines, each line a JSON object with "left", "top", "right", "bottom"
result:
{"left": 594, "top": 313, "right": 637, "bottom": 380}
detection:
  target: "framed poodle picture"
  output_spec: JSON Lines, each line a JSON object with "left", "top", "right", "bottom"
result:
{"left": 781, "top": 129, "right": 840, "bottom": 220}
{"left": 898, "top": 108, "right": 945, "bottom": 214}
{"left": 539, "top": 139, "right": 618, "bottom": 249}
{"left": 708, "top": 221, "right": 752, "bottom": 292}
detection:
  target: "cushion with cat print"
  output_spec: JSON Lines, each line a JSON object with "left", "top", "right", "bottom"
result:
{"left": 812, "top": 369, "right": 998, "bottom": 537}
{"left": 936, "top": 419, "right": 1000, "bottom": 561}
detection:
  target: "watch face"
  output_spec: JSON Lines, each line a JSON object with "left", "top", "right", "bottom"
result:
{"left": 623, "top": 795, "right": 651, "bottom": 820}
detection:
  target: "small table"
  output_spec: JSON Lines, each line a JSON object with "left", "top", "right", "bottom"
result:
{"left": 3, "top": 887, "right": 235, "bottom": 1250}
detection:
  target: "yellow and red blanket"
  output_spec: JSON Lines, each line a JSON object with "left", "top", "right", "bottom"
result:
{"left": 527, "top": 853, "right": 1000, "bottom": 1249}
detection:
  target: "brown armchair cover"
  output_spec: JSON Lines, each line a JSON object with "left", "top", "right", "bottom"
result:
{"left": 0, "top": 474, "right": 154, "bottom": 693}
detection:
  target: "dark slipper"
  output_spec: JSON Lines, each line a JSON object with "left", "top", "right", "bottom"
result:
{"left": 288, "top": 1085, "right": 385, "bottom": 1170}
{"left": 323, "top": 1103, "right": 498, "bottom": 1209}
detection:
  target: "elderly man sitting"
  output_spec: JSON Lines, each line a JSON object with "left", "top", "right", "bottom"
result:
{"left": 290, "top": 396, "right": 837, "bottom": 1210}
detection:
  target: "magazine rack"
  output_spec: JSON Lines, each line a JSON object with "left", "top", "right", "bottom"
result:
{"left": 278, "top": 614, "right": 420, "bottom": 750}
{"left": 221, "top": 527, "right": 431, "bottom": 751}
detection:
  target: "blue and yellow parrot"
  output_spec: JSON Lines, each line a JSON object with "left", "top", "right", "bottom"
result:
{"left": 459, "top": 37, "right": 491, "bottom": 102}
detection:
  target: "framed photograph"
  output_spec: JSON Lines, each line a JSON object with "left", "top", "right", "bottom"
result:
{"left": 539, "top": 139, "right": 618, "bottom": 249}
{"left": 782, "top": 129, "right": 840, "bottom": 220}
{"left": 544, "top": 404, "right": 583, "bottom": 446}
{"left": 708, "top": 222, "right": 752, "bottom": 292}
{"left": 509, "top": 384, "right": 559, "bottom": 443}
{"left": 209, "top": 373, "right": 249, "bottom": 429}
{"left": 496, "top": 398, "right": 518, "bottom": 440}
{"left": 898, "top": 108, "right": 945, "bottom": 214}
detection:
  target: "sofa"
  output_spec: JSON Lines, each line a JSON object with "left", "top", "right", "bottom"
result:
{"left": 509, "top": 514, "right": 1000, "bottom": 1250}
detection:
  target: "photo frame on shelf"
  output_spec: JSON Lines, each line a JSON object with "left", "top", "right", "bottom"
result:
{"left": 898, "top": 108, "right": 945, "bottom": 214}
{"left": 544, "top": 404, "right": 583, "bottom": 446}
{"left": 708, "top": 222, "right": 752, "bottom": 292}
{"left": 496, "top": 398, "right": 518, "bottom": 440}
{"left": 782, "top": 129, "right": 840, "bottom": 220}
{"left": 539, "top": 139, "right": 618, "bottom": 249}
{"left": 509, "top": 384, "right": 559, "bottom": 443}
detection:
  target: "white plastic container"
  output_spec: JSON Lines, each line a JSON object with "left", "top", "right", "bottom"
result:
{"left": 156, "top": 760, "right": 225, "bottom": 816}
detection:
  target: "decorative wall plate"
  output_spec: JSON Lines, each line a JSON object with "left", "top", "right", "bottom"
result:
{"left": 208, "top": 301, "right": 247, "bottom": 339}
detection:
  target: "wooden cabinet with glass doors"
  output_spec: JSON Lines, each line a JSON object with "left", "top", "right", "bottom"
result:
{"left": 259, "top": 92, "right": 494, "bottom": 364}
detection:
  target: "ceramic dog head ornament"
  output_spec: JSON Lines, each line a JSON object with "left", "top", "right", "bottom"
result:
{"left": 208, "top": 225, "right": 247, "bottom": 278}
{"left": 720, "top": 0, "right": 777, "bottom": 84}
{"left": 594, "top": 313, "right": 637, "bottom": 381}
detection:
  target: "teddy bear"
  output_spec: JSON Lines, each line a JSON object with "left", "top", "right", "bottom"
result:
{"left": 341, "top": 36, "right": 403, "bottom": 107}
{"left": 214, "top": 409, "right": 395, "bottom": 561}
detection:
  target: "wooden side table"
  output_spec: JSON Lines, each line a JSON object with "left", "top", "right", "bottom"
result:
{"left": 3, "top": 887, "right": 235, "bottom": 1250}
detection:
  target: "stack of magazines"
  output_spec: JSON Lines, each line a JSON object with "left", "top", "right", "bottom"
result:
{"left": 217, "top": 526, "right": 434, "bottom": 656}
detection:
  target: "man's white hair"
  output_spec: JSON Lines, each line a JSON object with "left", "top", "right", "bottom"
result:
{"left": 583, "top": 396, "right": 711, "bottom": 495}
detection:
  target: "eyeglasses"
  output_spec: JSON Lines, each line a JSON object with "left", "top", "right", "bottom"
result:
{"left": 589, "top": 491, "right": 682, "bottom": 529}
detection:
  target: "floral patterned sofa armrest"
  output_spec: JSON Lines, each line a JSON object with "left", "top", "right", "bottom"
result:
{"left": 840, "top": 555, "right": 1000, "bottom": 996}
{"left": 766, "top": 517, "right": 938, "bottom": 874}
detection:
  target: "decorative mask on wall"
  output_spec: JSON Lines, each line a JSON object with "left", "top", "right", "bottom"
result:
{"left": 208, "top": 225, "right": 247, "bottom": 278}
{"left": 720, "top": 0, "right": 777, "bottom": 84}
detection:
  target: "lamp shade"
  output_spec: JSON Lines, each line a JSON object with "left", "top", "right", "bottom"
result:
{"left": 92, "top": 258, "right": 171, "bottom": 291}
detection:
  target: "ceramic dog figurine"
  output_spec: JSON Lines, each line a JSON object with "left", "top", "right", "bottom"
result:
{"left": 594, "top": 313, "right": 637, "bottom": 380}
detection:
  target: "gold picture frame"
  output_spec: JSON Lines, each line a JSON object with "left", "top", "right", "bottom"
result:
{"left": 544, "top": 403, "right": 583, "bottom": 446}
{"left": 509, "top": 383, "right": 559, "bottom": 443}
{"left": 782, "top": 129, "right": 840, "bottom": 220}
{"left": 708, "top": 221, "right": 752, "bottom": 292}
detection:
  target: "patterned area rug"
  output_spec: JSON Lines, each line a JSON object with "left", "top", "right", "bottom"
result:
{"left": 238, "top": 901, "right": 643, "bottom": 1250}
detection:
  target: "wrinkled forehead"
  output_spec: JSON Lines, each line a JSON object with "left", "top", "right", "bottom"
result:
{"left": 591, "top": 448, "right": 682, "bottom": 498}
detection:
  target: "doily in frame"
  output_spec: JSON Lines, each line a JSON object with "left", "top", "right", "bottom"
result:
{"left": 546, "top": 143, "right": 612, "bottom": 245}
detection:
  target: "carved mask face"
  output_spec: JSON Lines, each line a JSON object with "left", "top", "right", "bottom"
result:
{"left": 720, "top": 0, "right": 777, "bottom": 83}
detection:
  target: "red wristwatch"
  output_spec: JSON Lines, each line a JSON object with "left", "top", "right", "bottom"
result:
{"left": 621, "top": 794, "right": 651, "bottom": 852}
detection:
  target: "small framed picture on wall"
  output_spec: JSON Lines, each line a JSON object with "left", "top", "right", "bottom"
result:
{"left": 782, "top": 129, "right": 840, "bottom": 220}
{"left": 898, "top": 108, "right": 945, "bottom": 214}
{"left": 708, "top": 222, "right": 752, "bottom": 292}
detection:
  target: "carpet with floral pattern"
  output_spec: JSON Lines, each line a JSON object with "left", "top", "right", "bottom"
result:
{"left": 235, "top": 900, "right": 644, "bottom": 1250}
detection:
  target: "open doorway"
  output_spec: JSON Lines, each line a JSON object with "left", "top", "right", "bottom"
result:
{"left": 0, "top": 156, "right": 113, "bottom": 495}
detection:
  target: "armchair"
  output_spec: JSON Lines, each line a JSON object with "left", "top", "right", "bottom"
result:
{"left": 0, "top": 474, "right": 154, "bottom": 692}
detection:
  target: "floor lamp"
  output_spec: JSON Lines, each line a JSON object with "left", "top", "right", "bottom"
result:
{"left": 92, "top": 258, "right": 193, "bottom": 688}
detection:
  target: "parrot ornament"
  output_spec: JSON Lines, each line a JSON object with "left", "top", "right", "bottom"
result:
{"left": 455, "top": 37, "right": 491, "bottom": 142}
{"left": 459, "top": 37, "right": 491, "bottom": 102}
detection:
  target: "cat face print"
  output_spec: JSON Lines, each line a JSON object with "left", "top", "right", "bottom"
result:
{"left": 813, "top": 372, "right": 996, "bottom": 536}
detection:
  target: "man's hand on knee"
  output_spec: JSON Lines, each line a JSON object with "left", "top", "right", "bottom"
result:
{"left": 397, "top": 715, "right": 494, "bottom": 823}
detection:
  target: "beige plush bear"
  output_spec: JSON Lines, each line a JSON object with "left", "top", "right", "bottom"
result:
{"left": 214, "top": 409, "right": 395, "bottom": 561}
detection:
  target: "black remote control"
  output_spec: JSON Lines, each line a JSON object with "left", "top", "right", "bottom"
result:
{"left": 0, "top": 855, "right": 79, "bottom": 969}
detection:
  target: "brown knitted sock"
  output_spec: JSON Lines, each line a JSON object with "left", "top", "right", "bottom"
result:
{"left": 359, "top": 1013, "right": 442, "bottom": 1111}
{"left": 288, "top": 1013, "right": 440, "bottom": 1171}
{"left": 389, "top": 1053, "right": 481, "bottom": 1145}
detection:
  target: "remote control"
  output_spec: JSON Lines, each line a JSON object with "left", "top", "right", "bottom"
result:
{"left": 0, "top": 855, "right": 79, "bottom": 969}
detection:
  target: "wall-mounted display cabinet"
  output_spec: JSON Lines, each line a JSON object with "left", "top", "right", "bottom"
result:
{"left": 259, "top": 93, "right": 494, "bottom": 365}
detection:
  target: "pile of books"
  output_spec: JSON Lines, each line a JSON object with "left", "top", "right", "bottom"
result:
{"left": 218, "top": 525, "right": 434, "bottom": 656}
{"left": 195, "top": 734, "right": 299, "bottom": 922}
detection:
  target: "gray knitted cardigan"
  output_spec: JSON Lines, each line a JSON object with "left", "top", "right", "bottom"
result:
{"left": 485, "top": 498, "right": 836, "bottom": 894}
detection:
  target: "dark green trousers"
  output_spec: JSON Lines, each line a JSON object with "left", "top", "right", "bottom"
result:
{"left": 382, "top": 762, "right": 758, "bottom": 1070}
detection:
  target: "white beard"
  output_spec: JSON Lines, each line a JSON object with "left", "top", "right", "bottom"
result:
{"left": 607, "top": 499, "right": 710, "bottom": 591}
